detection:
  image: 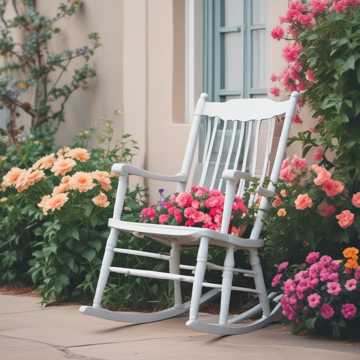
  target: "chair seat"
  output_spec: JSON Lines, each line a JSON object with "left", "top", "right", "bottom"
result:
{"left": 108, "top": 218, "right": 263, "bottom": 249}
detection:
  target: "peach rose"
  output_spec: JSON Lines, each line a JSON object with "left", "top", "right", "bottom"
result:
{"left": 56, "top": 146, "right": 71, "bottom": 157}
{"left": 32, "top": 154, "right": 56, "bottom": 170}
{"left": 2, "top": 167, "right": 25, "bottom": 188}
{"left": 38, "top": 195, "right": 51, "bottom": 214}
{"left": 294, "top": 193, "right": 313, "bottom": 210}
{"left": 92, "top": 192, "right": 110, "bottom": 208}
{"left": 67, "top": 148, "right": 90, "bottom": 162}
{"left": 15, "top": 170, "right": 44, "bottom": 192}
{"left": 69, "top": 172, "right": 95, "bottom": 192}
{"left": 92, "top": 170, "right": 112, "bottom": 191}
{"left": 312, "top": 165, "right": 332, "bottom": 186}
{"left": 352, "top": 192, "right": 360, "bottom": 208}
{"left": 322, "top": 179, "right": 344, "bottom": 197}
{"left": 51, "top": 158, "right": 76, "bottom": 176}
{"left": 336, "top": 210, "right": 354, "bottom": 229}
{"left": 277, "top": 208, "right": 287, "bottom": 217}
{"left": 48, "top": 193, "right": 69, "bottom": 212}
{"left": 52, "top": 183, "right": 70, "bottom": 195}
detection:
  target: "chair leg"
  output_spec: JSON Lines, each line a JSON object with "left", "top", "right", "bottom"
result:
{"left": 169, "top": 242, "right": 182, "bottom": 308}
{"left": 218, "top": 246, "right": 235, "bottom": 325}
{"left": 249, "top": 249, "right": 270, "bottom": 317}
{"left": 93, "top": 228, "right": 119, "bottom": 308}
{"left": 187, "top": 237, "right": 209, "bottom": 323}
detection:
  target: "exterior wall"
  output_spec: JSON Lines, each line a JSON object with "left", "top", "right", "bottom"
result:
{"left": 37, "top": 0, "right": 312, "bottom": 201}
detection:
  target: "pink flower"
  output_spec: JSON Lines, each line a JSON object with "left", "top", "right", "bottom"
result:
{"left": 272, "top": 196, "right": 283, "bottom": 208}
{"left": 310, "top": 0, "right": 329, "bottom": 14}
{"left": 336, "top": 210, "right": 355, "bottom": 229}
{"left": 351, "top": 192, "right": 360, "bottom": 208}
{"left": 355, "top": 268, "right": 360, "bottom": 280}
{"left": 307, "top": 293, "right": 321, "bottom": 308}
{"left": 270, "top": 73, "right": 278, "bottom": 82}
{"left": 270, "top": 87, "right": 280, "bottom": 97}
{"left": 305, "top": 69, "right": 316, "bottom": 83}
{"left": 322, "top": 179, "right": 344, "bottom": 197}
{"left": 341, "top": 303, "right": 357, "bottom": 320}
{"left": 320, "top": 304, "right": 335, "bottom": 320}
{"left": 277, "top": 261, "right": 289, "bottom": 272}
{"left": 294, "top": 193, "right": 313, "bottom": 210}
{"left": 306, "top": 251, "right": 321, "bottom": 264}
{"left": 345, "top": 279, "right": 357, "bottom": 291}
{"left": 192, "top": 186, "right": 208, "bottom": 197}
{"left": 317, "top": 201, "right": 336, "bottom": 217}
{"left": 293, "top": 114, "right": 303, "bottom": 124}
{"left": 312, "top": 147, "right": 324, "bottom": 161}
{"left": 271, "top": 26, "right": 285, "bottom": 40}
{"left": 284, "top": 279, "right": 296, "bottom": 294}
{"left": 282, "top": 43, "right": 302, "bottom": 63}
{"left": 272, "top": 273, "right": 282, "bottom": 287}
{"left": 159, "top": 214, "right": 169, "bottom": 224}
{"left": 191, "top": 200, "right": 200, "bottom": 209}
{"left": 290, "top": 155, "right": 307, "bottom": 170}
{"left": 141, "top": 207, "right": 156, "bottom": 220}
{"left": 174, "top": 209, "right": 183, "bottom": 224}
{"left": 204, "top": 195, "right": 224, "bottom": 208}
{"left": 176, "top": 192, "right": 193, "bottom": 208}
{"left": 327, "top": 281, "right": 341, "bottom": 296}
{"left": 312, "top": 165, "right": 332, "bottom": 186}
{"left": 320, "top": 255, "right": 332, "bottom": 264}
{"left": 280, "top": 166, "right": 296, "bottom": 182}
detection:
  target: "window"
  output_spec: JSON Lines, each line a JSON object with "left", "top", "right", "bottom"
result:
{"left": 204, "top": 0, "right": 267, "bottom": 101}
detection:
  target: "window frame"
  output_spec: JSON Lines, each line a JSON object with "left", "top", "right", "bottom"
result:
{"left": 203, "top": 0, "right": 267, "bottom": 101}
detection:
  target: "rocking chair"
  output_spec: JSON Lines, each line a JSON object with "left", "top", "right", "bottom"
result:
{"left": 80, "top": 92, "right": 299, "bottom": 335}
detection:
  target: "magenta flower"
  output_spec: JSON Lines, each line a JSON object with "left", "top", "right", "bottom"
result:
{"left": 272, "top": 273, "right": 282, "bottom": 287}
{"left": 277, "top": 261, "right": 289, "bottom": 273}
{"left": 307, "top": 293, "right": 321, "bottom": 308}
{"left": 320, "top": 304, "right": 335, "bottom": 320}
{"left": 327, "top": 282, "right": 341, "bottom": 296}
{"left": 341, "top": 304, "right": 357, "bottom": 320}
{"left": 305, "top": 251, "right": 320, "bottom": 264}
{"left": 345, "top": 279, "right": 357, "bottom": 292}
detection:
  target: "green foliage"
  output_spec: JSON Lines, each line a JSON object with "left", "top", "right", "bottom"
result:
{"left": 0, "top": 0, "right": 100, "bottom": 143}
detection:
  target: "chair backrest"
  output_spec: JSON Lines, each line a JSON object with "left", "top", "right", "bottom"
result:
{"left": 180, "top": 92, "right": 299, "bottom": 196}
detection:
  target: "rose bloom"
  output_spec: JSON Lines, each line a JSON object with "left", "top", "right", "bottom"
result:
{"left": 38, "top": 193, "right": 69, "bottom": 214}
{"left": 15, "top": 170, "right": 45, "bottom": 192}
{"left": 277, "top": 208, "right": 287, "bottom": 217}
{"left": 290, "top": 155, "right": 307, "bottom": 170}
{"left": 345, "top": 258, "right": 359, "bottom": 270}
{"left": 158, "top": 214, "right": 169, "bottom": 224}
{"left": 322, "top": 179, "right": 344, "bottom": 197}
{"left": 320, "top": 304, "right": 335, "bottom": 320}
{"left": 352, "top": 192, "right": 360, "bottom": 208}
{"left": 271, "top": 25, "right": 284, "bottom": 40}
{"left": 336, "top": 210, "right": 355, "bottom": 229}
{"left": 317, "top": 201, "right": 336, "bottom": 217}
{"left": 341, "top": 303, "right": 357, "bottom": 320}
{"left": 175, "top": 192, "right": 193, "bottom": 208}
{"left": 272, "top": 196, "right": 282, "bottom": 207}
{"left": 280, "top": 166, "right": 296, "bottom": 182}
{"left": 312, "top": 165, "right": 332, "bottom": 186}
{"left": 306, "top": 251, "right": 320, "bottom": 264}
{"left": 52, "top": 182, "right": 70, "bottom": 195}
{"left": 2, "top": 167, "right": 24, "bottom": 188}
{"left": 69, "top": 172, "right": 95, "bottom": 192}
{"left": 92, "top": 192, "right": 110, "bottom": 208}
{"left": 312, "top": 147, "right": 324, "bottom": 161}
{"left": 67, "top": 148, "right": 90, "bottom": 162}
{"left": 92, "top": 171, "right": 112, "bottom": 191}
{"left": 51, "top": 158, "right": 76, "bottom": 176}
{"left": 294, "top": 193, "right": 313, "bottom": 210}
{"left": 32, "top": 154, "right": 56, "bottom": 170}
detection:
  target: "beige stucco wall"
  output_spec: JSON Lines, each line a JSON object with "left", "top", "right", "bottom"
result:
{"left": 37, "top": 0, "right": 311, "bottom": 201}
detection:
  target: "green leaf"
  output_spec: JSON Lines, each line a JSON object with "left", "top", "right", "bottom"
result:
{"left": 82, "top": 249, "right": 97, "bottom": 262}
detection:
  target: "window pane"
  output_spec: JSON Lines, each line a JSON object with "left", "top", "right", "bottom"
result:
{"left": 224, "top": 32, "right": 243, "bottom": 90}
{"left": 252, "top": 0, "right": 266, "bottom": 25}
{"left": 224, "top": 0, "right": 244, "bottom": 27}
{"left": 251, "top": 29, "right": 266, "bottom": 89}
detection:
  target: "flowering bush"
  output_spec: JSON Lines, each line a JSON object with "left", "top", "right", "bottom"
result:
{"left": 263, "top": 154, "right": 360, "bottom": 266}
{"left": 270, "top": 0, "right": 360, "bottom": 182}
{"left": 272, "top": 247, "right": 360, "bottom": 338}
{"left": 140, "top": 186, "right": 250, "bottom": 235}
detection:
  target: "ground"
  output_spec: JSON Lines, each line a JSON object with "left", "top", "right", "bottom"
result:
{"left": 1, "top": 293, "right": 360, "bottom": 360}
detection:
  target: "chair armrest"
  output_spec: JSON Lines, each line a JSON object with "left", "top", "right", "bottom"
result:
{"left": 222, "top": 169, "right": 258, "bottom": 183}
{"left": 111, "top": 163, "right": 187, "bottom": 183}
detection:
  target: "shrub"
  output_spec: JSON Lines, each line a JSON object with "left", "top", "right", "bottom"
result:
{"left": 263, "top": 154, "right": 360, "bottom": 267}
{"left": 272, "top": 247, "right": 360, "bottom": 338}
{"left": 271, "top": 0, "right": 360, "bottom": 182}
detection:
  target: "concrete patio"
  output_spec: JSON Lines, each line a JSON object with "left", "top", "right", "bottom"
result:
{"left": 1, "top": 292, "right": 360, "bottom": 360}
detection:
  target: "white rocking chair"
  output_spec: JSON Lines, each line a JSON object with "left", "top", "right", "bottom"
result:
{"left": 80, "top": 92, "right": 299, "bottom": 335}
